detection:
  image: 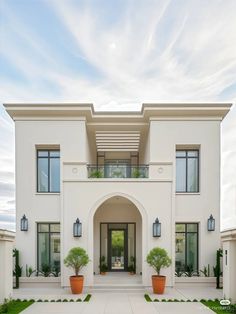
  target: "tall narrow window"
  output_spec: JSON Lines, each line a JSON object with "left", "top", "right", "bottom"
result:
{"left": 175, "top": 223, "right": 198, "bottom": 272}
{"left": 176, "top": 150, "right": 199, "bottom": 192}
{"left": 37, "top": 150, "right": 60, "bottom": 192}
{"left": 37, "top": 223, "right": 60, "bottom": 273}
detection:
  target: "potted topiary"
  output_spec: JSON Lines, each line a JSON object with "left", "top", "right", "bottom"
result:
{"left": 146, "top": 247, "right": 171, "bottom": 294}
{"left": 99, "top": 256, "right": 108, "bottom": 275}
{"left": 64, "top": 247, "right": 89, "bottom": 294}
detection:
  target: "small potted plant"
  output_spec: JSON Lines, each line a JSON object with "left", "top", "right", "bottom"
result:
{"left": 146, "top": 247, "right": 171, "bottom": 294}
{"left": 64, "top": 247, "right": 89, "bottom": 294}
{"left": 99, "top": 256, "right": 108, "bottom": 275}
{"left": 128, "top": 256, "right": 136, "bottom": 275}
{"left": 89, "top": 169, "right": 103, "bottom": 178}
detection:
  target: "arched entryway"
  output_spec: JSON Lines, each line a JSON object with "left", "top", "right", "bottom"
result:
{"left": 94, "top": 196, "right": 142, "bottom": 274}
{"left": 87, "top": 192, "right": 147, "bottom": 285}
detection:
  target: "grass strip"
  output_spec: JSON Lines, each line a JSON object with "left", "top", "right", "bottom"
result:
{"left": 83, "top": 294, "right": 92, "bottom": 302}
{"left": 0, "top": 300, "right": 34, "bottom": 314}
{"left": 201, "top": 300, "right": 236, "bottom": 314}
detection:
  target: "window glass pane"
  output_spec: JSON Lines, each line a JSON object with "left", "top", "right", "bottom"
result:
{"left": 50, "top": 234, "right": 60, "bottom": 272}
{"left": 111, "top": 230, "right": 125, "bottom": 270}
{"left": 50, "top": 158, "right": 60, "bottom": 192}
{"left": 187, "top": 224, "right": 198, "bottom": 232}
{"left": 50, "top": 151, "right": 60, "bottom": 157}
{"left": 50, "top": 224, "right": 60, "bottom": 232}
{"left": 175, "top": 233, "right": 185, "bottom": 271}
{"left": 187, "top": 158, "right": 198, "bottom": 192}
{"left": 38, "top": 233, "right": 49, "bottom": 271}
{"left": 176, "top": 158, "right": 186, "bottom": 192}
{"left": 38, "top": 151, "right": 48, "bottom": 157}
{"left": 188, "top": 151, "right": 198, "bottom": 157}
{"left": 186, "top": 233, "right": 198, "bottom": 271}
{"left": 38, "top": 224, "right": 49, "bottom": 232}
{"left": 175, "top": 224, "right": 185, "bottom": 232}
{"left": 38, "top": 158, "right": 48, "bottom": 192}
{"left": 176, "top": 151, "right": 186, "bottom": 157}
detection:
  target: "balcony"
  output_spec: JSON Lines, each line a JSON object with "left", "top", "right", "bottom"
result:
{"left": 87, "top": 164, "right": 149, "bottom": 179}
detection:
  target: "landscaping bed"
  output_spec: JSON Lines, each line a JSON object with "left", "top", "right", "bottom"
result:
{"left": 0, "top": 295, "right": 92, "bottom": 313}
{"left": 144, "top": 294, "right": 236, "bottom": 313}
{"left": 0, "top": 300, "right": 33, "bottom": 314}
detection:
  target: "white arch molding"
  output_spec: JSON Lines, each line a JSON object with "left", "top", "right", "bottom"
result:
{"left": 86, "top": 192, "right": 148, "bottom": 286}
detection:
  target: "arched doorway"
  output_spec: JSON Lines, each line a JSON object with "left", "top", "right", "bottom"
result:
{"left": 87, "top": 192, "right": 147, "bottom": 285}
{"left": 94, "top": 196, "right": 142, "bottom": 274}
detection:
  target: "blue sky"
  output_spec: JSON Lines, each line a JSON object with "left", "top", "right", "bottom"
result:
{"left": 0, "top": 0, "right": 236, "bottom": 230}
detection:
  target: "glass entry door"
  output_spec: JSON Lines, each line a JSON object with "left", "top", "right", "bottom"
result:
{"left": 109, "top": 229, "right": 126, "bottom": 270}
{"left": 100, "top": 223, "right": 135, "bottom": 272}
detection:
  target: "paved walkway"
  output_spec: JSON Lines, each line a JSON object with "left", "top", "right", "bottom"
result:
{"left": 21, "top": 293, "right": 214, "bottom": 314}
{"left": 15, "top": 285, "right": 222, "bottom": 313}
{"left": 14, "top": 285, "right": 223, "bottom": 301}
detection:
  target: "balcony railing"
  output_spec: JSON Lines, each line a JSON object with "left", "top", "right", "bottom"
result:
{"left": 87, "top": 164, "right": 149, "bottom": 178}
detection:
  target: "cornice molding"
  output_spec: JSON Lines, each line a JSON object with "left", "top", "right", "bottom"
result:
{"left": 4, "top": 102, "right": 232, "bottom": 122}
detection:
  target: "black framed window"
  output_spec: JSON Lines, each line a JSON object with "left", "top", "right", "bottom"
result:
{"left": 176, "top": 150, "right": 199, "bottom": 192}
{"left": 175, "top": 223, "right": 198, "bottom": 272}
{"left": 37, "top": 150, "right": 60, "bottom": 192}
{"left": 37, "top": 223, "right": 60, "bottom": 273}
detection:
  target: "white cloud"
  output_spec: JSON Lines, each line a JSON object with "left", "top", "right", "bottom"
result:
{"left": 0, "top": 0, "right": 236, "bottom": 230}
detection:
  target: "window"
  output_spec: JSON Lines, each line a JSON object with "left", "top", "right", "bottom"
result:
{"left": 37, "top": 223, "right": 60, "bottom": 273}
{"left": 176, "top": 150, "right": 199, "bottom": 192}
{"left": 37, "top": 150, "right": 60, "bottom": 192}
{"left": 175, "top": 223, "right": 198, "bottom": 272}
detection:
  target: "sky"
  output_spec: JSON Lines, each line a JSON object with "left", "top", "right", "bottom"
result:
{"left": 0, "top": 0, "right": 236, "bottom": 231}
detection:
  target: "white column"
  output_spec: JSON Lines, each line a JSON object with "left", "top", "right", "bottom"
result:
{"left": 0, "top": 229, "right": 15, "bottom": 303}
{"left": 221, "top": 228, "right": 236, "bottom": 304}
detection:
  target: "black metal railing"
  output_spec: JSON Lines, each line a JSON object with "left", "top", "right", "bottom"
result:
{"left": 87, "top": 164, "right": 149, "bottom": 178}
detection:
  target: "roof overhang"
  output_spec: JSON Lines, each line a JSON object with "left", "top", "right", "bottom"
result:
{"left": 4, "top": 102, "right": 232, "bottom": 122}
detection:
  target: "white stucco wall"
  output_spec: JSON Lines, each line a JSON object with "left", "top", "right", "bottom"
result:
{"left": 62, "top": 181, "right": 173, "bottom": 287}
{"left": 221, "top": 229, "right": 236, "bottom": 303}
{"left": 150, "top": 120, "right": 221, "bottom": 273}
{"left": 15, "top": 119, "right": 87, "bottom": 270}
{"left": 0, "top": 230, "right": 15, "bottom": 303}
{"left": 12, "top": 109, "right": 223, "bottom": 288}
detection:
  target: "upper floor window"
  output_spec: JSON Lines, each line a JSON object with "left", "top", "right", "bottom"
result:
{"left": 176, "top": 150, "right": 199, "bottom": 193}
{"left": 37, "top": 150, "right": 60, "bottom": 193}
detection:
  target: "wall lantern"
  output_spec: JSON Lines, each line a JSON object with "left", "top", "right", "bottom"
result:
{"left": 20, "top": 214, "right": 28, "bottom": 231}
{"left": 207, "top": 214, "right": 215, "bottom": 231}
{"left": 73, "top": 218, "right": 82, "bottom": 237}
{"left": 153, "top": 218, "right": 161, "bottom": 237}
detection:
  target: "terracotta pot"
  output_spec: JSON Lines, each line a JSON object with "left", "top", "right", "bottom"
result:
{"left": 100, "top": 272, "right": 106, "bottom": 275}
{"left": 152, "top": 275, "right": 166, "bottom": 294}
{"left": 70, "top": 275, "right": 84, "bottom": 294}
{"left": 129, "top": 272, "right": 135, "bottom": 275}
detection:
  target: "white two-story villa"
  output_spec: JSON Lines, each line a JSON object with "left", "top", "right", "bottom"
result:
{"left": 4, "top": 103, "right": 231, "bottom": 288}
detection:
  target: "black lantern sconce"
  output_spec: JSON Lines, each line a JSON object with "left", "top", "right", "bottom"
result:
{"left": 207, "top": 214, "right": 215, "bottom": 231}
{"left": 73, "top": 218, "right": 82, "bottom": 237}
{"left": 20, "top": 214, "right": 28, "bottom": 231}
{"left": 153, "top": 218, "right": 161, "bottom": 237}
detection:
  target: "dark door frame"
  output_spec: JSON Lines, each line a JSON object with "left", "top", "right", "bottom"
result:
{"left": 100, "top": 222, "right": 136, "bottom": 272}
{"left": 108, "top": 227, "right": 128, "bottom": 272}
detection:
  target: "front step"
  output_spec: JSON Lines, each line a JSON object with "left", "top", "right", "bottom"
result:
{"left": 91, "top": 287, "right": 145, "bottom": 293}
{"left": 91, "top": 283, "right": 145, "bottom": 293}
